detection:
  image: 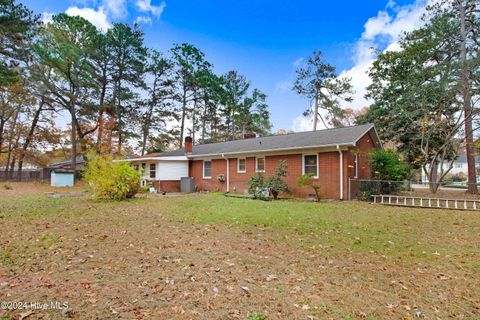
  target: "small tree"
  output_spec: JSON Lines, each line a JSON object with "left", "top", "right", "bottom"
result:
{"left": 265, "top": 160, "right": 289, "bottom": 200}
{"left": 247, "top": 172, "right": 267, "bottom": 199}
{"left": 247, "top": 160, "right": 289, "bottom": 200}
{"left": 368, "top": 150, "right": 410, "bottom": 181}
{"left": 84, "top": 155, "right": 141, "bottom": 200}
{"left": 297, "top": 173, "right": 320, "bottom": 201}
{"left": 366, "top": 150, "right": 410, "bottom": 196}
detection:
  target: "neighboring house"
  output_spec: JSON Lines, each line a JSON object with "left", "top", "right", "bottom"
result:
{"left": 49, "top": 155, "right": 85, "bottom": 172}
{"left": 421, "top": 154, "right": 480, "bottom": 183}
{"left": 122, "top": 123, "right": 381, "bottom": 199}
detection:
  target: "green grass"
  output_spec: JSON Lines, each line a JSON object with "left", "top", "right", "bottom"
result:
{"left": 1, "top": 192, "right": 479, "bottom": 270}
{"left": 163, "top": 193, "right": 480, "bottom": 268}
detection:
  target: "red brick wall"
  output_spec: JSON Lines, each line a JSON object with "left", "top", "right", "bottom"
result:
{"left": 189, "top": 159, "right": 228, "bottom": 192}
{"left": 188, "top": 130, "right": 378, "bottom": 199}
{"left": 153, "top": 180, "right": 181, "bottom": 193}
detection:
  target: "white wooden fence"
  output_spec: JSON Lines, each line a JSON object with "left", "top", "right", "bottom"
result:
{"left": 372, "top": 194, "right": 480, "bottom": 211}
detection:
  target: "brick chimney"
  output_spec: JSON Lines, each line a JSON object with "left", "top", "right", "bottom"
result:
{"left": 185, "top": 136, "right": 193, "bottom": 153}
{"left": 243, "top": 133, "right": 257, "bottom": 139}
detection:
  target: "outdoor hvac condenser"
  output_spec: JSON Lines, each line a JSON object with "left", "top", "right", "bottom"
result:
{"left": 181, "top": 177, "right": 195, "bottom": 193}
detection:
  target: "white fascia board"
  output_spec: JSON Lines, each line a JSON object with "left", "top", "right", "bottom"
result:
{"left": 115, "top": 156, "right": 188, "bottom": 162}
{"left": 187, "top": 143, "right": 354, "bottom": 159}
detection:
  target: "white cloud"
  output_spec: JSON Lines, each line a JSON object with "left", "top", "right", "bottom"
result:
{"left": 66, "top": 6, "right": 111, "bottom": 31}
{"left": 136, "top": 0, "right": 166, "bottom": 18}
{"left": 42, "top": 11, "right": 54, "bottom": 24}
{"left": 135, "top": 16, "right": 152, "bottom": 25}
{"left": 291, "top": 0, "right": 430, "bottom": 130}
{"left": 275, "top": 81, "right": 291, "bottom": 93}
{"left": 293, "top": 57, "right": 304, "bottom": 67}
{"left": 340, "top": 0, "right": 429, "bottom": 110}
{"left": 292, "top": 114, "right": 313, "bottom": 132}
{"left": 102, "top": 0, "right": 127, "bottom": 19}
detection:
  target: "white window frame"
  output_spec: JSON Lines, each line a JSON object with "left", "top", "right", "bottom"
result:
{"left": 202, "top": 160, "right": 212, "bottom": 179}
{"left": 302, "top": 154, "right": 318, "bottom": 179}
{"left": 237, "top": 158, "right": 246, "bottom": 173}
{"left": 354, "top": 154, "right": 359, "bottom": 178}
{"left": 149, "top": 163, "right": 156, "bottom": 179}
{"left": 255, "top": 157, "right": 265, "bottom": 172}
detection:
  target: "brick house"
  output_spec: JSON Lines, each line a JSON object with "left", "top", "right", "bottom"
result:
{"left": 122, "top": 123, "right": 381, "bottom": 199}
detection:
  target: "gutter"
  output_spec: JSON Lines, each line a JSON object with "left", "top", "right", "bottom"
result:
{"left": 222, "top": 154, "right": 230, "bottom": 193}
{"left": 189, "top": 142, "right": 355, "bottom": 159}
{"left": 336, "top": 145, "right": 344, "bottom": 200}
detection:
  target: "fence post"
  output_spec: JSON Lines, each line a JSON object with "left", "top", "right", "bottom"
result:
{"left": 348, "top": 178, "right": 351, "bottom": 201}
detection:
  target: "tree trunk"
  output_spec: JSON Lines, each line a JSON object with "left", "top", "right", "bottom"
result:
{"left": 458, "top": 2, "right": 477, "bottom": 194}
{"left": 96, "top": 108, "right": 105, "bottom": 152}
{"left": 427, "top": 162, "right": 440, "bottom": 193}
{"left": 4, "top": 109, "right": 19, "bottom": 177}
{"left": 313, "top": 95, "right": 319, "bottom": 131}
{"left": 70, "top": 103, "right": 77, "bottom": 172}
{"left": 18, "top": 98, "right": 44, "bottom": 181}
{"left": 179, "top": 88, "right": 187, "bottom": 147}
{"left": 192, "top": 93, "right": 197, "bottom": 143}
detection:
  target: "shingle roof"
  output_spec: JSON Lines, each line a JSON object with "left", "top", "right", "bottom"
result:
{"left": 136, "top": 124, "right": 378, "bottom": 159}
{"left": 189, "top": 123, "right": 377, "bottom": 156}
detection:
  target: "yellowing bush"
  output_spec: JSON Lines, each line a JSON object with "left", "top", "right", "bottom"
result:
{"left": 84, "top": 155, "right": 141, "bottom": 200}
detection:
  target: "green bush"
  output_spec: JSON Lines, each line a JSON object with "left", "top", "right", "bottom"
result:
{"left": 84, "top": 155, "right": 141, "bottom": 200}
{"left": 265, "top": 160, "right": 289, "bottom": 199}
{"left": 368, "top": 149, "right": 410, "bottom": 181}
{"left": 247, "top": 160, "right": 289, "bottom": 200}
{"left": 297, "top": 173, "right": 320, "bottom": 201}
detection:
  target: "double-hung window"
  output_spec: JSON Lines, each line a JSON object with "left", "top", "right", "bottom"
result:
{"left": 303, "top": 154, "right": 318, "bottom": 178}
{"left": 203, "top": 160, "right": 212, "bottom": 179}
{"left": 141, "top": 163, "right": 146, "bottom": 176}
{"left": 256, "top": 157, "right": 265, "bottom": 172}
{"left": 353, "top": 154, "right": 359, "bottom": 178}
{"left": 149, "top": 163, "right": 156, "bottom": 179}
{"left": 237, "top": 158, "right": 246, "bottom": 173}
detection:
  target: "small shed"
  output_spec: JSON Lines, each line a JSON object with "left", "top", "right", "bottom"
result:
{"left": 50, "top": 168, "right": 75, "bottom": 187}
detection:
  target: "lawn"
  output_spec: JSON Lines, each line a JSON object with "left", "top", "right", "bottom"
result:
{"left": 0, "top": 183, "right": 479, "bottom": 319}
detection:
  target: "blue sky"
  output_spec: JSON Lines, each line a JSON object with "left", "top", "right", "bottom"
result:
{"left": 24, "top": 0, "right": 427, "bottom": 132}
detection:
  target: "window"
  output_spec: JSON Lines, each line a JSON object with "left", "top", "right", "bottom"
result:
{"left": 134, "top": 164, "right": 139, "bottom": 171}
{"left": 203, "top": 160, "right": 212, "bottom": 178}
{"left": 256, "top": 157, "right": 265, "bottom": 172}
{"left": 354, "top": 154, "right": 359, "bottom": 178}
{"left": 141, "top": 163, "right": 146, "bottom": 176}
{"left": 237, "top": 158, "right": 246, "bottom": 173}
{"left": 149, "top": 163, "right": 156, "bottom": 178}
{"left": 303, "top": 154, "right": 318, "bottom": 178}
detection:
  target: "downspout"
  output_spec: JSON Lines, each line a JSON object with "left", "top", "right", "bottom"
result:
{"left": 336, "top": 145, "right": 343, "bottom": 200}
{"left": 222, "top": 154, "right": 230, "bottom": 193}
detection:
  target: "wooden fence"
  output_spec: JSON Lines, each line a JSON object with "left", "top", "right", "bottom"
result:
{"left": 372, "top": 194, "right": 480, "bottom": 211}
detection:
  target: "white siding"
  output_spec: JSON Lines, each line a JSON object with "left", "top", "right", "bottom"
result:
{"left": 157, "top": 161, "right": 189, "bottom": 180}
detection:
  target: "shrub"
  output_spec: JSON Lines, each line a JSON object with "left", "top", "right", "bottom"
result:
{"left": 84, "top": 155, "right": 141, "bottom": 200}
{"left": 265, "top": 160, "right": 289, "bottom": 199}
{"left": 247, "top": 160, "right": 289, "bottom": 200}
{"left": 247, "top": 173, "right": 269, "bottom": 200}
{"left": 297, "top": 173, "right": 320, "bottom": 201}
{"left": 368, "top": 149, "right": 410, "bottom": 181}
